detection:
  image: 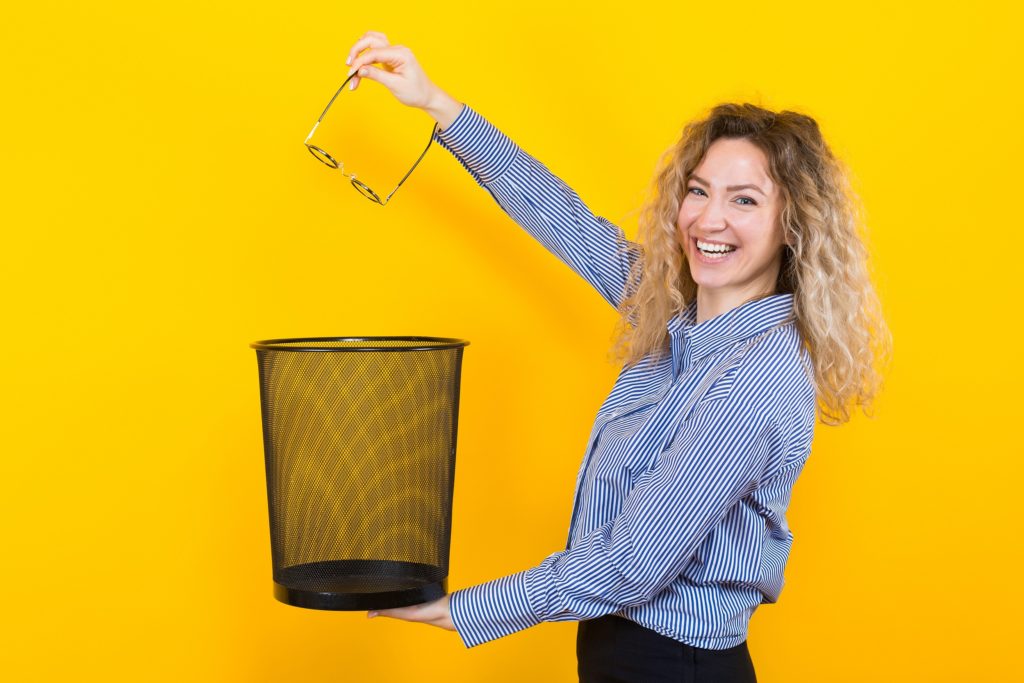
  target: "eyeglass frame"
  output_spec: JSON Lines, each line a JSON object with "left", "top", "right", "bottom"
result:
{"left": 304, "top": 71, "right": 438, "bottom": 206}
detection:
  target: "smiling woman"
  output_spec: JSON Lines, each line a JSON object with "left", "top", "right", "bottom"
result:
{"left": 618, "top": 102, "right": 890, "bottom": 426}
{"left": 343, "top": 29, "right": 891, "bottom": 683}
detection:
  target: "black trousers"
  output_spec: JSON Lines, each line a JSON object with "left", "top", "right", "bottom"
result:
{"left": 577, "top": 615, "right": 757, "bottom": 683}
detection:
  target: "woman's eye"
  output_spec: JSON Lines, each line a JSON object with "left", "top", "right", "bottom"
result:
{"left": 687, "top": 187, "right": 756, "bottom": 206}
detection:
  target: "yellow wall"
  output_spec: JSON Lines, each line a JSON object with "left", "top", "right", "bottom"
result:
{"left": 4, "top": 1, "right": 1021, "bottom": 680}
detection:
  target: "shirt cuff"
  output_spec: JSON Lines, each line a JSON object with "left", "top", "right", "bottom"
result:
{"left": 433, "top": 104, "right": 520, "bottom": 185}
{"left": 448, "top": 570, "right": 542, "bottom": 648}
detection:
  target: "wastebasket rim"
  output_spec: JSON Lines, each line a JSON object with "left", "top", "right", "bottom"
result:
{"left": 249, "top": 336, "right": 470, "bottom": 352}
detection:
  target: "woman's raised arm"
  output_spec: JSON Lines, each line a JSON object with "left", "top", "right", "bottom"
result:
{"left": 346, "top": 31, "right": 639, "bottom": 309}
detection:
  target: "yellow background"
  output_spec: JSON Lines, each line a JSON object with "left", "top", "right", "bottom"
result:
{"left": 3, "top": 1, "right": 1022, "bottom": 680}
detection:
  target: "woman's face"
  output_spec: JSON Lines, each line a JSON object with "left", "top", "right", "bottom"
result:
{"left": 677, "top": 137, "right": 786, "bottom": 313}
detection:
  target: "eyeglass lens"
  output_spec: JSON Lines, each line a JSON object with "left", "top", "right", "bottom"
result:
{"left": 351, "top": 179, "right": 383, "bottom": 204}
{"left": 306, "top": 144, "right": 339, "bottom": 169}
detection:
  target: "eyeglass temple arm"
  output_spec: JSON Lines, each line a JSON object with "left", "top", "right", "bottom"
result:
{"left": 305, "top": 73, "right": 358, "bottom": 143}
{"left": 383, "top": 122, "right": 439, "bottom": 204}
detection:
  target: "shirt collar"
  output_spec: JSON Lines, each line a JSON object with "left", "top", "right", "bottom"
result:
{"left": 666, "top": 293, "right": 795, "bottom": 380}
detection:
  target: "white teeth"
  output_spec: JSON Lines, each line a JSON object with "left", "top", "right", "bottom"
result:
{"left": 696, "top": 239, "right": 736, "bottom": 253}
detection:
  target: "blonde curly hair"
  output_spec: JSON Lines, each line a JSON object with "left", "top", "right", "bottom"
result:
{"left": 613, "top": 102, "right": 891, "bottom": 426}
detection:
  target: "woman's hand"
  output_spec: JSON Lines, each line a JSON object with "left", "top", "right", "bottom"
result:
{"left": 345, "top": 30, "right": 464, "bottom": 131}
{"left": 367, "top": 593, "right": 456, "bottom": 632}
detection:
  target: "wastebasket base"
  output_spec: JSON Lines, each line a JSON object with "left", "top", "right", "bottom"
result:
{"left": 273, "top": 559, "right": 447, "bottom": 611}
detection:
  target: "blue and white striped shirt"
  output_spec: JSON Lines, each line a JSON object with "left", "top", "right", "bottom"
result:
{"left": 434, "top": 104, "right": 817, "bottom": 650}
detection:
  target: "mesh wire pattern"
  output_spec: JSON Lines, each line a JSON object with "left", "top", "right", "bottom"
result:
{"left": 252, "top": 336, "right": 468, "bottom": 610}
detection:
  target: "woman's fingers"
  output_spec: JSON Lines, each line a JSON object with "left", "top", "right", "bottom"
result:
{"left": 371, "top": 607, "right": 440, "bottom": 625}
{"left": 353, "top": 64, "right": 402, "bottom": 91}
{"left": 350, "top": 46, "right": 411, "bottom": 77}
{"left": 347, "top": 46, "right": 434, "bottom": 107}
{"left": 341, "top": 33, "right": 439, "bottom": 110}
{"left": 346, "top": 31, "right": 389, "bottom": 66}
{"left": 346, "top": 31, "right": 390, "bottom": 89}
{"left": 366, "top": 595, "right": 454, "bottom": 630}
{"left": 369, "top": 605, "right": 422, "bottom": 621}
{"left": 349, "top": 46, "right": 407, "bottom": 92}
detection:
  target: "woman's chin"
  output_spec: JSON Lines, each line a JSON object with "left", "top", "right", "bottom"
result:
{"left": 688, "top": 266, "right": 730, "bottom": 291}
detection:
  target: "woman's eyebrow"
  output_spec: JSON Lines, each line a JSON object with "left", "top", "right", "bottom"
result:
{"left": 689, "top": 175, "right": 767, "bottom": 196}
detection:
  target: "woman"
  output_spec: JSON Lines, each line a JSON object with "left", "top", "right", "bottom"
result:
{"left": 346, "top": 31, "right": 890, "bottom": 682}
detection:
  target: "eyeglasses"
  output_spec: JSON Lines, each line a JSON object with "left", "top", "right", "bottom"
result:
{"left": 304, "top": 71, "right": 437, "bottom": 206}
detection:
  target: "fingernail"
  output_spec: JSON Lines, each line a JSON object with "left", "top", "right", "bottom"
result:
{"left": 347, "top": 67, "right": 355, "bottom": 77}
{"left": 367, "top": 611, "right": 378, "bottom": 618}
{"left": 345, "top": 57, "right": 351, "bottom": 66}
{"left": 349, "top": 81, "right": 356, "bottom": 91}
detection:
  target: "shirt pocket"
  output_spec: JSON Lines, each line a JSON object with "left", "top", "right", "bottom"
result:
{"left": 587, "top": 400, "right": 662, "bottom": 494}
{"left": 695, "top": 363, "right": 740, "bottom": 405}
{"left": 660, "top": 362, "right": 743, "bottom": 453}
{"left": 596, "top": 388, "right": 664, "bottom": 422}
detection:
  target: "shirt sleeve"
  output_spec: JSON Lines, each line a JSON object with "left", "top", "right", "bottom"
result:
{"left": 434, "top": 104, "right": 640, "bottom": 310}
{"left": 447, "top": 386, "right": 784, "bottom": 648}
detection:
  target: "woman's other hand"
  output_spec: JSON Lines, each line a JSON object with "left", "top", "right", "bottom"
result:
{"left": 366, "top": 593, "right": 456, "bottom": 631}
{"left": 345, "top": 31, "right": 464, "bottom": 131}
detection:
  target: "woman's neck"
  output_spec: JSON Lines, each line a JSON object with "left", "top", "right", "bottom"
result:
{"left": 696, "top": 284, "right": 778, "bottom": 324}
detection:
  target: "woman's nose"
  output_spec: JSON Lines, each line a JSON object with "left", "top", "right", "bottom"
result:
{"left": 697, "top": 199, "right": 728, "bottom": 231}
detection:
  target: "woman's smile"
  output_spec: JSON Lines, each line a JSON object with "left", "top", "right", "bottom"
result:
{"left": 693, "top": 237, "right": 738, "bottom": 263}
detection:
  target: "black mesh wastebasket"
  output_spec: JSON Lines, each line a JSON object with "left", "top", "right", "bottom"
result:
{"left": 250, "top": 336, "right": 469, "bottom": 611}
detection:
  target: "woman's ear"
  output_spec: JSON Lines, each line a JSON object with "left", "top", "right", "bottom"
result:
{"left": 782, "top": 224, "right": 797, "bottom": 249}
